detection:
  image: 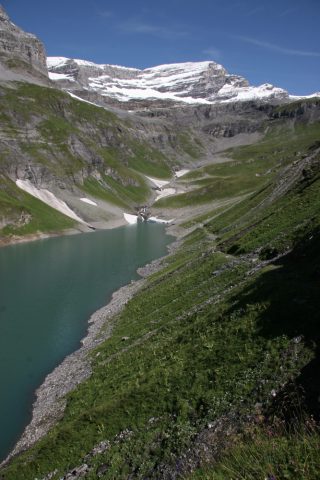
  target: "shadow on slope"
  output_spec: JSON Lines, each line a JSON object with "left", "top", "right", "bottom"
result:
{"left": 227, "top": 229, "right": 320, "bottom": 418}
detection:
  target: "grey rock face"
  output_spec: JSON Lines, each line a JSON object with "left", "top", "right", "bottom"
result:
{"left": 0, "top": 5, "right": 48, "bottom": 80}
{"left": 47, "top": 57, "right": 289, "bottom": 110}
{"left": 47, "top": 58, "right": 249, "bottom": 102}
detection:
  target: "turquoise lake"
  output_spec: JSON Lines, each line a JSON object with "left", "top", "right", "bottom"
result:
{"left": 0, "top": 222, "right": 173, "bottom": 461}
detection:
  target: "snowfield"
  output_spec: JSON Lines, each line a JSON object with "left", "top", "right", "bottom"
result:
{"left": 155, "top": 188, "right": 176, "bottom": 202}
{"left": 80, "top": 198, "right": 98, "bottom": 206}
{"left": 48, "top": 72, "right": 75, "bottom": 82}
{"left": 175, "top": 169, "right": 190, "bottom": 178}
{"left": 47, "top": 58, "right": 291, "bottom": 105}
{"left": 16, "top": 180, "right": 85, "bottom": 224}
{"left": 123, "top": 213, "right": 138, "bottom": 224}
{"left": 145, "top": 176, "right": 170, "bottom": 189}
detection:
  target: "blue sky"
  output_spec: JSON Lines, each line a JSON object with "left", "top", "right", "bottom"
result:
{"left": 3, "top": 0, "right": 320, "bottom": 95}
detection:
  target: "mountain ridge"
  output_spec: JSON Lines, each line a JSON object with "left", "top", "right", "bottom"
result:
{"left": 0, "top": 4, "right": 319, "bottom": 241}
{"left": 47, "top": 56, "right": 291, "bottom": 109}
{"left": 0, "top": 4, "right": 48, "bottom": 83}
{"left": 1, "top": 6, "right": 320, "bottom": 479}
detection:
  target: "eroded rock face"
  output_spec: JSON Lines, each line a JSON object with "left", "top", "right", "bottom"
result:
{"left": 47, "top": 56, "right": 289, "bottom": 110}
{"left": 0, "top": 5, "right": 48, "bottom": 80}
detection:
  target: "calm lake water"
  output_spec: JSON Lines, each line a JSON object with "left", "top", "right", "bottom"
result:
{"left": 0, "top": 222, "right": 173, "bottom": 461}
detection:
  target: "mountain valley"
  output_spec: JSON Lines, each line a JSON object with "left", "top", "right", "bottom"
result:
{"left": 0, "top": 6, "right": 320, "bottom": 480}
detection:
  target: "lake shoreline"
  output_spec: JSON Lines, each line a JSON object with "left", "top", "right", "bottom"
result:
{"left": 1, "top": 227, "right": 179, "bottom": 467}
{"left": 0, "top": 216, "right": 128, "bottom": 249}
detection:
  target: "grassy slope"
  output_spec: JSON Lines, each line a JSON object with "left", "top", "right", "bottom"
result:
{"left": 0, "top": 83, "right": 172, "bottom": 237}
{"left": 155, "top": 119, "right": 320, "bottom": 209}
{"left": 0, "top": 177, "right": 76, "bottom": 236}
{"left": 190, "top": 425, "right": 320, "bottom": 480}
{"left": 2, "top": 109, "right": 320, "bottom": 479}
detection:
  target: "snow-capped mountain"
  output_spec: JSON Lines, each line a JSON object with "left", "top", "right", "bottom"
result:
{"left": 47, "top": 57, "right": 289, "bottom": 108}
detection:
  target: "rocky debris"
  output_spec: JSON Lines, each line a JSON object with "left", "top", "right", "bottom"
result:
{"left": 137, "top": 254, "right": 170, "bottom": 277}
{"left": 0, "top": 6, "right": 48, "bottom": 81}
{"left": 151, "top": 335, "right": 308, "bottom": 479}
{"left": 37, "top": 470, "right": 58, "bottom": 480}
{"left": 39, "top": 431, "right": 133, "bottom": 480}
{"left": 114, "top": 429, "right": 134, "bottom": 443}
{"left": 137, "top": 205, "right": 150, "bottom": 221}
{"left": 18, "top": 210, "right": 32, "bottom": 226}
{"left": 64, "top": 464, "right": 90, "bottom": 479}
{"left": 96, "top": 463, "right": 109, "bottom": 477}
{"left": 153, "top": 414, "right": 240, "bottom": 479}
{"left": 1, "top": 278, "right": 144, "bottom": 465}
{"left": 1, "top": 241, "right": 173, "bottom": 466}
{"left": 86, "top": 440, "right": 111, "bottom": 458}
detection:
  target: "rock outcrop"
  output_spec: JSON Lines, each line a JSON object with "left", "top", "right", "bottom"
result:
{"left": 47, "top": 57, "right": 289, "bottom": 110}
{"left": 0, "top": 5, "right": 48, "bottom": 82}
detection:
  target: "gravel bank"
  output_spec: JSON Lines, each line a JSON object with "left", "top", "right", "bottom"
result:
{"left": 1, "top": 234, "right": 179, "bottom": 466}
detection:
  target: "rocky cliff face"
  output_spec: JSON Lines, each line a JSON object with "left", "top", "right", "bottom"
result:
{"left": 0, "top": 5, "right": 48, "bottom": 82}
{"left": 47, "top": 57, "right": 289, "bottom": 110}
{"left": 0, "top": 5, "right": 319, "bottom": 241}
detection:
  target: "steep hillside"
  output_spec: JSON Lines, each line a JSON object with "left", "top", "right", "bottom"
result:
{"left": 0, "top": 81, "right": 296, "bottom": 243}
{"left": 0, "top": 6, "right": 319, "bottom": 477}
{"left": 0, "top": 6, "right": 48, "bottom": 84}
{"left": 2, "top": 6, "right": 319, "bottom": 245}
{"left": 1, "top": 99, "right": 320, "bottom": 479}
{"left": 0, "top": 82, "right": 176, "bottom": 241}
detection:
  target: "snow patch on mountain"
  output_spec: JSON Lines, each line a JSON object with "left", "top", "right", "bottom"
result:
{"left": 219, "top": 83, "right": 288, "bottom": 103}
{"left": 175, "top": 169, "right": 190, "bottom": 178}
{"left": 67, "top": 91, "right": 104, "bottom": 108}
{"left": 47, "top": 57, "right": 290, "bottom": 106}
{"left": 123, "top": 213, "right": 138, "bottom": 224}
{"left": 145, "top": 176, "right": 170, "bottom": 189}
{"left": 154, "top": 188, "right": 176, "bottom": 202}
{"left": 289, "top": 92, "right": 320, "bottom": 100}
{"left": 16, "top": 179, "right": 85, "bottom": 224}
{"left": 80, "top": 198, "right": 98, "bottom": 206}
{"left": 49, "top": 72, "right": 75, "bottom": 82}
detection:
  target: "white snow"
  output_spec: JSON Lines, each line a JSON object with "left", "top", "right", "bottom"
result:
{"left": 67, "top": 91, "right": 104, "bottom": 108}
{"left": 289, "top": 92, "right": 320, "bottom": 100}
{"left": 47, "top": 57, "right": 289, "bottom": 105}
{"left": 74, "top": 59, "right": 140, "bottom": 72}
{"left": 217, "top": 83, "right": 288, "bottom": 103}
{"left": 47, "top": 56, "right": 140, "bottom": 72}
{"left": 48, "top": 59, "right": 218, "bottom": 105}
{"left": 16, "top": 179, "right": 85, "bottom": 224}
{"left": 148, "top": 216, "right": 174, "bottom": 224}
{"left": 123, "top": 213, "right": 138, "bottom": 224}
{"left": 46, "top": 57, "right": 70, "bottom": 68}
{"left": 175, "top": 169, "right": 190, "bottom": 178}
{"left": 145, "top": 176, "right": 170, "bottom": 189}
{"left": 74, "top": 59, "right": 104, "bottom": 68}
{"left": 91, "top": 81, "right": 211, "bottom": 104}
{"left": 80, "top": 197, "right": 98, "bottom": 206}
{"left": 155, "top": 188, "right": 176, "bottom": 202}
{"left": 48, "top": 72, "right": 75, "bottom": 82}
{"left": 146, "top": 61, "right": 213, "bottom": 72}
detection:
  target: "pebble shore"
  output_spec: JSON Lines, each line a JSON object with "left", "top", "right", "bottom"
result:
{"left": 1, "top": 242, "right": 177, "bottom": 466}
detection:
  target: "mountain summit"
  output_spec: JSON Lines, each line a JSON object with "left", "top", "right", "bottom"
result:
{"left": 0, "top": 5, "right": 48, "bottom": 82}
{"left": 47, "top": 57, "right": 289, "bottom": 109}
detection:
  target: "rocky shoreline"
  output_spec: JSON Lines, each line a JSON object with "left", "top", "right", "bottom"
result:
{"left": 1, "top": 233, "right": 178, "bottom": 467}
